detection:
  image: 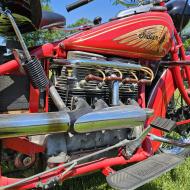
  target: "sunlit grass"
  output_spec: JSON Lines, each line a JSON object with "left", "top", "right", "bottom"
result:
{"left": 63, "top": 88, "right": 190, "bottom": 190}
{"left": 63, "top": 157, "right": 190, "bottom": 190}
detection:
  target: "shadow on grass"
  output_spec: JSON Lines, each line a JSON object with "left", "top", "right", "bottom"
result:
{"left": 49, "top": 158, "right": 190, "bottom": 190}
{"left": 57, "top": 171, "right": 163, "bottom": 190}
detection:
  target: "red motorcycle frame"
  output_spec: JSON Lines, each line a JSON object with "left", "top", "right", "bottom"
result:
{"left": 0, "top": 1, "right": 190, "bottom": 189}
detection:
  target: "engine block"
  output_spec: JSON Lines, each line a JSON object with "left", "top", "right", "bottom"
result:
{"left": 50, "top": 51, "right": 140, "bottom": 110}
{"left": 46, "top": 51, "right": 153, "bottom": 157}
{"left": 53, "top": 67, "right": 138, "bottom": 109}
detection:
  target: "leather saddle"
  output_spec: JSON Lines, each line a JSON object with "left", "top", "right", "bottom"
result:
{"left": 0, "top": 0, "right": 66, "bottom": 36}
{"left": 166, "top": 0, "right": 190, "bottom": 31}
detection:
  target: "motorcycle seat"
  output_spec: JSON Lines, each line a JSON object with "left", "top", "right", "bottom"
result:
{"left": 40, "top": 11, "right": 66, "bottom": 29}
{"left": 0, "top": 0, "right": 66, "bottom": 36}
{"left": 166, "top": 0, "right": 190, "bottom": 31}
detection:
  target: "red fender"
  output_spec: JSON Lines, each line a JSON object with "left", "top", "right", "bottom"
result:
{"left": 146, "top": 69, "right": 176, "bottom": 152}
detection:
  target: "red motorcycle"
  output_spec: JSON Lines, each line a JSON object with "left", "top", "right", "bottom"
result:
{"left": 0, "top": 0, "right": 190, "bottom": 189}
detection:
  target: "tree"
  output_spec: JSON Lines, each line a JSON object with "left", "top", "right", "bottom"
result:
{"left": 23, "top": 0, "right": 65, "bottom": 47}
{"left": 112, "top": 0, "right": 139, "bottom": 6}
{"left": 182, "top": 21, "right": 190, "bottom": 50}
{"left": 68, "top": 18, "right": 92, "bottom": 28}
{"left": 24, "top": 1, "right": 92, "bottom": 47}
{"left": 66, "top": 17, "right": 92, "bottom": 35}
{"left": 41, "top": 0, "right": 52, "bottom": 11}
{"left": 185, "top": 38, "right": 190, "bottom": 50}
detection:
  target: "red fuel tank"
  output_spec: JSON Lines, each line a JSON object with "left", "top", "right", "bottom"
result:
{"left": 64, "top": 11, "right": 175, "bottom": 61}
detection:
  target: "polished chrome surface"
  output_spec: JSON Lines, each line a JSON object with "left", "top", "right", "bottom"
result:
{"left": 67, "top": 51, "right": 107, "bottom": 60}
{"left": 150, "top": 133, "right": 190, "bottom": 148}
{"left": 160, "top": 138, "right": 190, "bottom": 155}
{"left": 49, "top": 85, "right": 67, "bottom": 111}
{"left": 67, "top": 59, "right": 142, "bottom": 70}
{"left": 0, "top": 112, "right": 70, "bottom": 138}
{"left": 112, "top": 75, "right": 120, "bottom": 106}
{"left": 74, "top": 105, "right": 152, "bottom": 133}
{"left": 117, "top": 4, "right": 153, "bottom": 18}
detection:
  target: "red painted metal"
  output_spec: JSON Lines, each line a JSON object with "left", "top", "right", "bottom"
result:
{"left": 170, "top": 29, "right": 190, "bottom": 106}
{"left": 0, "top": 60, "right": 20, "bottom": 75}
{"left": 44, "top": 59, "right": 50, "bottom": 112}
{"left": 177, "top": 119, "right": 190, "bottom": 126}
{"left": 186, "top": 55, "right": 190, "bottom": 60}
{"left": 160, "top": 2, "right": 165, "bottom": 6}
{"left": 146, "top": 69, "right": 176, "bottom": 152}
{"left": 30, "top": 42, "right": 66, "bottom": 59}
{"left": 1, "top": 3, "right": 190, "bottom": 189}
{"left": 2, "top": 138, "right": 44, "bottom": 156}
{"left": 29, "top": 84, "right": 40, "bottom": 113}
{"left": 138, "top": 84, "right": 146, "bottom": 108}
{"left": 102, "top": 167, "right": 115, "bottom": 176}
{"left": 171, "top": 66, "right": 190, "bottom": 105}
{"left": 29, "top": 44, "right": 63, "bottom": 113}
{"left": 30, "top": 43, "right": 56, "bottom": 58}
{"left": 0, "top": 150, "right": 149, "bottom": 190}
{"left": 63, "top": 12, "right": 174, "bottom": 61}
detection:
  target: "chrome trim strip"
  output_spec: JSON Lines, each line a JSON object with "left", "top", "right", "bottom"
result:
{"left": 68, "top": 59, "right": 142, "bottom": 70}
{"left": 117, "top": 4, "right": 153, "bottom": 18}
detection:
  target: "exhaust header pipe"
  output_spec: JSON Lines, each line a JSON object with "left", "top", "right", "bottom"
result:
{"left": 0, "top": 112, "right": 70, "bottom": 139}
{"left": 74, "top": 105, "right": 153, "bottom": 133}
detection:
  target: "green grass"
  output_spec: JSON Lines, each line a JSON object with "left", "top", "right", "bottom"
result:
{"left": 62, "top": 157, "right": 190, "bottom": 190}
{"left": 61, "top": 88, "right": 190, "bottom": 190}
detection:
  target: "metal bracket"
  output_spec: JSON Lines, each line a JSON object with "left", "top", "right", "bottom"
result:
{"left": 149, "top": 133, "right": 190, "bottom": 148}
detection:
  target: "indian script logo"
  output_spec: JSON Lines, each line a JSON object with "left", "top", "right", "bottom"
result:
{"left": 113, "top": 25, "right": 171, "bottom": 55}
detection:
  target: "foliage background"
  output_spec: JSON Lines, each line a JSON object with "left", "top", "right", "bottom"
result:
{"left": 23, "top": 0, "right": 92, "bottom": 47}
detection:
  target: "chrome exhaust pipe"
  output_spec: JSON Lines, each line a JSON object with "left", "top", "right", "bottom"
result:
{"left": 0, "top": 105, "right": 153, "bottom": 138}
{"left": 74, "top": 105, "right": 153, "bottom": 133}
{"left": 0, "top": 112, "right": 70, "bottom": 139}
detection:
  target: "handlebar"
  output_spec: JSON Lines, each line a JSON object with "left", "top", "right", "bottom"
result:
{"left": 142, "top": 0, "right": 168, "bottom": 5}
{"left": 66, "top": 0, "right": 94, "bottom": 12}
{"left": 66, "top": 0, "right": 169, "bottom": 12}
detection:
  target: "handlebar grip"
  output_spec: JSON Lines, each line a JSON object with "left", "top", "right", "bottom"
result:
{"left": 142, "top": 0, "right": 168, "bottom": 5}
{"left": 66, "top": 0, "right": 93, "bottom": 12}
